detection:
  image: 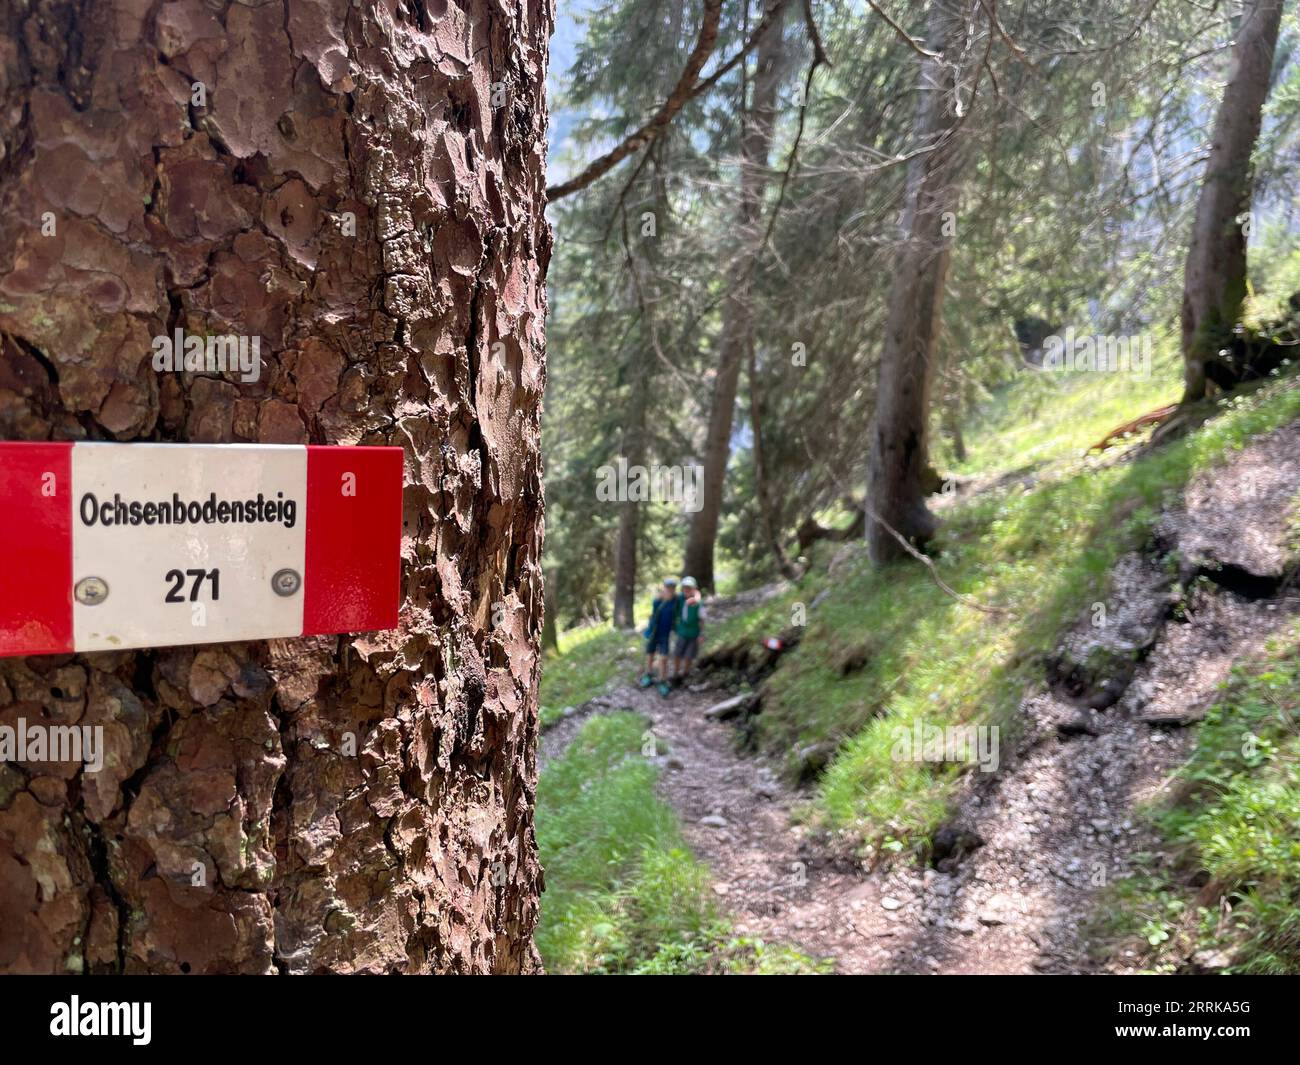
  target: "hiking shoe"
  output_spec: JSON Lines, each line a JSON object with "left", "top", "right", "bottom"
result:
{"left": 638, "top": 673, "right": 655, "bottom": 688}
{"left": 657, "top": 682, "right": 672, "bottom": 698}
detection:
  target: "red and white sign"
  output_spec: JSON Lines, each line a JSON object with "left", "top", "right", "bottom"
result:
{"left": 0, "top": 443, "right": 404, "bottom": 658}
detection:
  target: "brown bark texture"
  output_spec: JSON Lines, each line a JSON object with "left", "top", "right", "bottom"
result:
{"left": 0, "top": 0, "right": 552, "bottom": 974}
{"left": 1179, "top": 0, "right": 1283, "bottom": 403}
{"left": 865, "top": 0, "right": 965, "bottom": 565}
{"left": 682, "top": 0, "right": 787, "bottom": 592}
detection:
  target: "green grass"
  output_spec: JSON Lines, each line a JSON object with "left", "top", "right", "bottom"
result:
{"left": 535, "top": 712, "right": 709, "bottom": 972}
{"left": 1246, "top": 230, "right": 1300, "bottom": 329}
{"left": 747, "top": 368, "right": 1300, "bottom": 859}
{"left": 942, "top": 334, "right": 1182, "bottom": 476}
{"left": 1090, "top": 622, "right": 1300, "bottom": 974}
{"left": 535, "top": 712, "right": 829, "bottom": 974}
{"left": 538, "top": 623, "right": 638, "bottom": 728}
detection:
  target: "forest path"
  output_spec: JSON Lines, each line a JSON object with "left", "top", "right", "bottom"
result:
{"left": 576, "top": 678, "right": 895, "bottom": 972}
{"left": 546, "top": 599, "right": 1293, "bottom": 974}
{"left": 540, "top": 418, "right": 1300, "bottom": 974}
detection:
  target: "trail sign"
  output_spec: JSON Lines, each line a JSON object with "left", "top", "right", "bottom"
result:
{"left": 0, "top": 443, "right": 404, "bottom": 657}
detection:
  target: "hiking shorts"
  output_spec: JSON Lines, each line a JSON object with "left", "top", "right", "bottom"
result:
{"left": 674, "top": 635, "right": 699, "bottom": 660}
{"left": 646, "top": 632, "right": 670, "bottom": 656}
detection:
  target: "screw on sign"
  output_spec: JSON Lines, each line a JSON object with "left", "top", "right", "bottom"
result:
{"left": 74, "top": 576, "right": 110, "bottom": 606}
{"left": 0, "top": 443, "right": 404, "bottom": 657}
{"left": 272, "top": 568, "right": 303, "bottom": 597}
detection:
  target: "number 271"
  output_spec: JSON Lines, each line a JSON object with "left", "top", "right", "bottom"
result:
{"left": 165, "top": 568, "right": 220, "bottom": 602}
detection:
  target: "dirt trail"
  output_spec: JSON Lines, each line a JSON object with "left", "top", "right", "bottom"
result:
{"left": 548, "top": 593, "right": 1286, "bottom": 974}
{"left": 541, "top": 418, "right": 1300, "bottom": 974}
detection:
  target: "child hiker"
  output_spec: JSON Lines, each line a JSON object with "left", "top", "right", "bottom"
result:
{"left": 640, "top": 577, "right": 678, "bottom": 696}
{"left": 672, "top": 576, "right": 703, "bottom": 684}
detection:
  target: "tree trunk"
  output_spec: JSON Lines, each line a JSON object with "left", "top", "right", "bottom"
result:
{"left": 0, "top": 0, "right": 551, "bottom": 974}
{"left": 611, "top": 498, "right": 640, "bottom": 629}
{"left": 1179, "top": 0, "right": 1284, "bottom": 404}
{"left": 939, "top": 344, "right": 967, "bottom": 463}
{"left": 945, "top": 414, "right": 967, "bottom": 463}
{"left": 682, "top": 0, "right": 787, "bottom": 592}
{"left": 747, "top": 347, "right": 799, "bottom": 579}
{"left": 612, "top": 362, "right": 648, "bottom": 629}
{"left": 866, "top": 0, "right": 966, "bottom": 565}
{"left": 542, "top": 570, "right": 560, "bottom": 654}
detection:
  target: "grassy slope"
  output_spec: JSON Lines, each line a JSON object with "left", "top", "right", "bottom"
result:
{"left": 943, "top": 328, "right": 1182, "bottom": 475}
{"left": 752, "top": 360, "right": 1300, "bottom": 862}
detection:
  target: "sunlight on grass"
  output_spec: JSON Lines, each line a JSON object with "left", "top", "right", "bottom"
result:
{"left": 535, "top": 713, "right": 701, "bottom": 972}
{"left": 943, "top": 331, "right": 1182, "bottom": 477}
{"left": 1159, "top": 622, "right": 1300, "bottom": 974}
{"left": 1245, "top": 233, "right": 1300, "bottom": 328}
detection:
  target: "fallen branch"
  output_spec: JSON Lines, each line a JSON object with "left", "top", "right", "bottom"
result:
{"left": 1087, "top": 403, "right": 1177, "bottom": 453}
{"left": 795, "top": 509, "right": 865, "bottom": 551}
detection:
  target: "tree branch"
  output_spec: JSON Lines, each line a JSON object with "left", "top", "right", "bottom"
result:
{"left": 978, "top": 0, "right": 1039, "bottom": 71}
{"left": 802, "top": 0, "right": 830, "bottom": 66}
{"left": 760, "top": 0, "right": 831, "bottom": 249}
{"left": 863, "top": 499, "right": 1018, "bottom": 616}
{"left": 547, "top": 0, "right": 722, "bottom": 202}
{"left": 864, "top": 0, "right": 941, "bottom": 60}
{"left": 548, "top": 0, "right": 793, "bottom": 202}
{"left": 800, "top": 436, "right": 1017, "bottom": 617}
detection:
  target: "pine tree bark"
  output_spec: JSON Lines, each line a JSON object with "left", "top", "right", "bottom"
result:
{"left": 1179, "top": 0, "right": 1284, "bottom": 404}
{"left": 0, "top": 0, "right": 551, "bottom": 974}
{"left": 866, "top": 0, "right": 966, "bottom": 565}
{"left": 682, "top": 0, "right": 788, "bottom": 592}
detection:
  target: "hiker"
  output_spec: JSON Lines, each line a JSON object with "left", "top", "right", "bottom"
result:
{"left": 640, "top": 577, "right": 678, "bottom": 696}
{"left": 672, "top": 576, "right": 703, "bottom": 684}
